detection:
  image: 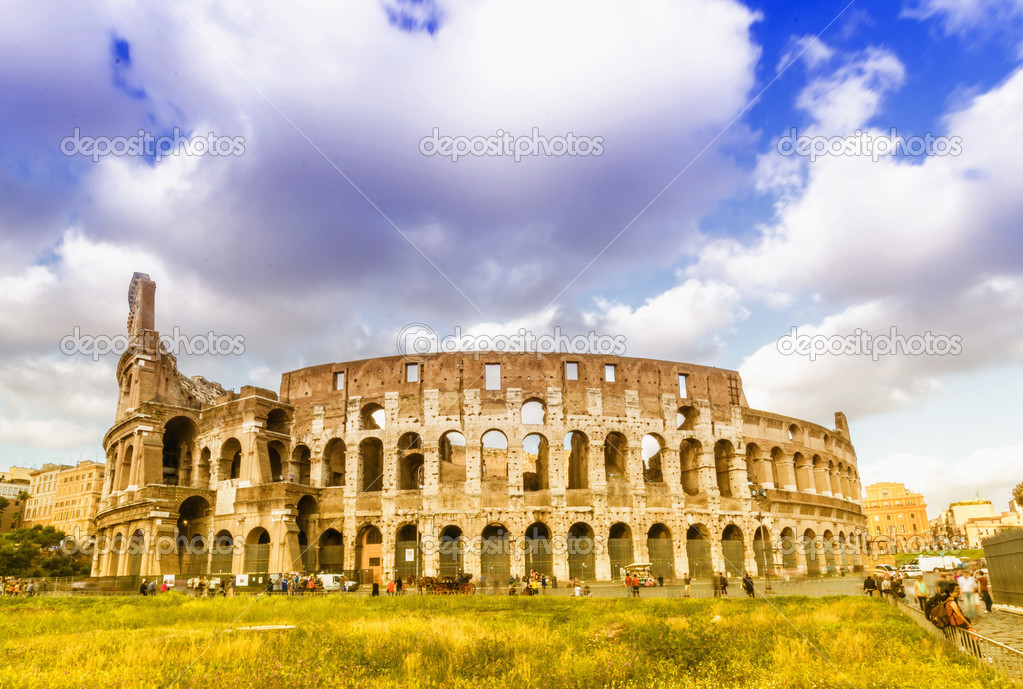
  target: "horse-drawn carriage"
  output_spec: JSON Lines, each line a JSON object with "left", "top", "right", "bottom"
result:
{"left": 417, "top": 573, "right": 475, "bottom": 595}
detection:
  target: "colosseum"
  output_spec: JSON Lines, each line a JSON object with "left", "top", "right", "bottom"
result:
{"left": 92, "top": 273, "right": 868, "bottom": 585}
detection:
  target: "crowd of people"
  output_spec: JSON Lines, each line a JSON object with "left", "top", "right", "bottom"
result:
{"left": 264, "top": 573, "right": 327, "bottom": 595}
{"left": 1, "top": 578, "right": 39, "bottom": 596}
{"left": 864, "top": 566, "right": 993, "bottom": 634}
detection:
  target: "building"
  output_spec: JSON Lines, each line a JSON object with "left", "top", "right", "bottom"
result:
{"left": 862, "top": 482, "right": 929, "bottom": 552}
{"left": 0, "top": 482, "right": 29, "bottom": 500}
{"left": 0, "top": 497, "right": 27, "bottom": 533}
{"left": 962, "top": 501, "right": 1023, "bottom": 548}
{"left": 23, "top": 463, "right": 72, "bottom": 527}
{"left": 93, "top": 273, "right": 868, "bottom": 582}
{"left": 50, "top": 461, "right": 105, "bottom": 542}
{"left": 932, "top": 499, "right": 997, "bottom": 548}
{"left": 0, "top": 466, "right": 34, "bottom": 483}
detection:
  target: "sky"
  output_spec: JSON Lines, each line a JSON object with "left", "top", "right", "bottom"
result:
{"left": 1, "top": 0, "right": 1022, "bottom": 519}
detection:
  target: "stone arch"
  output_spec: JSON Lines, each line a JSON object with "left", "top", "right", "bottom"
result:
{"left": 323, "top": 438, "right": 346, "bottom": 487}
{"left": 117, "top": 444, "right": 134, "bottom": 491}
{"left": 567, "top": 522, "right": 595, "bottom": 581}
{"left": 779, "top": 527, "right": 797, "bottom": 570}
{"left": 680, "top": 438, "right": 702, "bottom": 496}
{"left": 220, "top": 438, "right": 242, "bottom": 481}
{"left": 244, "top": 527, "right": 271, "bottom": 573}
{"left": 603, "top": 432, "right": 629, "bottom": 482}
{"left": 753, "top": 525, "right": 774, "bottom": 576}
{"left": 721, "top": 524, "right": 744, "bottom": 577}
{"left": 522, "top": 433, "right": 549, "bottom": 491}
{"left": 564, "top": 431, "right": 589, "bottom": 490}
{"left": 266, "top": 409, "right": 290, "bottom": 434}
{"left": 793, "top": 452, "right": 812, "bottom": 493}
{"left": 292, "top": 444, "right": 312, "bottom": 485}
{"left": 127, "top": 529, "right": 146, "bottom": 577}
{"left": 481, "top": 429, "right": 509, "bottom": 479}
{"left": 641, "top": 434, "right": 665, "bottom": 483}
{"left": 822, "top": 529, "right": 837, "bottom": 573}
{"left": 359, "top": 438, "right": 384, "bottom": 492}
{"left": 394, "top": 523, "right": 421, "bottom": 582}
{"left": 162, "top": 416, "right": 198, "bottom": 487}
{"left": 481, "top": 523, "right": 511, "bottom": 583}
{"left": 686, "top": 524, "right": 712, "bottom": 577}
{"left": 714, "top": 439, "right": 735, "bottom": 497}
{"left": 355, "top": 524, "right": 383, "bottom": 584}
{"left": 210, "top": 530, "right": 235, "bottom": 574}
{"left": 360, "top": 403, "right": 385, "bottom": 430}
{"left": 398, "top": 452, "right": 425, "bottom": 489}
{"left": 177, "top": 496, "right": 211, "bottom": 575}
{"left": 318, "top": 528, "right": 344, "bottom": 573}
{"left": 267, "top": 440, "right": 287, "bottom": 482}
{"left": 438, "top": 525, "right": 464, "bottom": 577}
{"left": 608, "top": 522, "right": 634, "bottom": 580}
{"left": 787, "top": 423, "right": 800, "bottom": 441}
{"left": 803, "top": 528, "right": 820, "bottom": 575}
{"left": 439, "top": 431, "right": 467, "bottom": 484}
{"left": 523, "top": 522, "right": 553, "bottom": 576}
{"left": 770, "top": 447, "right": 787, "bottom": 490}
{"left": 647, "top": 524, "right": 675, "bottom": 580}
{"left": 521, "top": 399, "right": 546, "bottom": 425}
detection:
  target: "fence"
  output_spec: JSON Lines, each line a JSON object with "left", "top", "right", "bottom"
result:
{"left": 984, "top": 529, "right": 1023, "bottom": 608}
{"left": 894, "top": 595, "right": 1023, "bottom": 684}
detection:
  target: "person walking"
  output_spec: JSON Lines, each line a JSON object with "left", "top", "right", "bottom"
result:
{"left": 719, "top": 573, "right": 729, "bottom": 598}
{"left": 632, "top": 574, "right": 641, "bottom": 598}
{"left": 139, "top": 579, "right": 148, "bottom": 596}
{"left": 959, "top": 571, "right": 979, "bottom": 619}
{"left": 711, "top": 573, "right": 720, "bottom": 598}
{"left": 396, "top": 577, "right": 403, "bottom": 596}
{"left": 913, "top": 575, "right": 928, "bottom": 611}
{"left": 683, "top": 573, "right": 691, "bottom": 598}
{"left": 742, "top": 573, "right": 755, "bottom": 598}
{"left": 863, "top": 574, "right": 877, "bottom": 597}
{"left": 977, "top": 570, "right": 993, "bottom": 613}
{"left": 386, "top": 579, "right": 395, "bottom": 596}
{"left": 227, "top": 577, "right": 235, "bottom": 597}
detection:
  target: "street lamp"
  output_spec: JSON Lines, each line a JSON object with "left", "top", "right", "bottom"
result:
{"left": 749, "top": 482, "right": 773, "bottom": 595}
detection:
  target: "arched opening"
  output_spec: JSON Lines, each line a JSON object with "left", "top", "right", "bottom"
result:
{"left": 210, "top": 530, "right": 234, "bottom": 574}
{"left": 788, "top": 424, "right": 799, "bottom": 441}
{"left": 779, "top": 527, "right": 798, "bottom": 571}
{"left": 642, "top": 434, "right": 664, "bottom": 483}
{"left": 398, "top": 453, "right": 425, "bottom": 489}
{"left": 686, "top": 524, "right": 712, "bottom": 577}
{"left": 714, "top": 439, "right": 735, "bottom": 497}
{"left": 647, "top": 524, "right": 675, "bottom": 580}
{"left": 323, "top": 438, "right": 346, "bottom": 487}
{"left": 297, "top": 496, "right": 318, "bottom": 572}
{"left": 838, "top": 532, "right": 849, "bottom": 570}
{"left": 523, "top": 522, "right": 552, "bottom": 576}
{"left": 680, "top": 439, "right": 702, "bottom": 496}
{"left": 794, "top": 453, "right": 812, "bottom": 493}
{"left": 564, "top": 431, "right": 589, "bottom": 490}
{"left": 355, "top": 525, "right": 383, "bottom": 584}
{"left": 394, "top": 524, "right": 421, "bottom": 582}
{"left": 108, "top": 533, "right": 123, "bottom": 576}
{"left": 521, "top": 399, "right": 546, "bottom": 425}
{"left": 522, "top": 434, "right": 549, "bottom": 491}
{"left": 822, "top": 529, "right": 837, "bottom": 574}
{"left": 318, "top": 529, "right": 344, "bottom": 573}
{"left": 439, "top": 431, "right": 467, "bottom": 484}
{"left": 220, "top": 438, "right": 242, "bottom": 481}
{"left": 267, "top": 441, "right": 286, "bottom": 482}
{"left": 162, "top": 416, "right": 197, "bottom": 486}
{"left": 567, "top": 522, "right": 595, "bottom": 581}
{"left": 292, "top": 445, "right": 312, "bottom": 485}
{"left": 721, "top": 524, "right": 744, "bottom": 578}
{"left": 360, "top": 438, "right": 384, "bottom": 492}
{"left": 244, "top": 528, "right": 271, "bottom": 573}
{"left": 677, "top": 405, "right": 699, "bottom": 431}
{"left": 608, "top": 522, "right": 634, "bottom": 581}
{"left": 481, "top": 430, "right": 509, "bottom": 479}
{"left": 177, "top": 496, "right": 211, "bottom": 575}
{"left": 360, "top": 403, "right": 386, "bottom": 430}
{"left": 753, "top": 526, "right": 774, "bottom": 577}
{"left": 803, "top": 528, "right": 820, "bottom": 576}
{"left": 118, "top": 445, "right": 133, "bottom": 491}
{"left": 747, "top": 443, "right": 768, "bottom": 486}
{"left": 196, "top": 447, "right": 212, "bottom": 488}
{"left": 266, "top": 409, "right": 290, "bottom": 434}
{"left": 770, "top": 447, "right": 786, "bottom": 489}
{"left": 480, "top": 524, "right": 511, "bottom": 584}
{"left": 398, "top": 432, "right": 422, "bottom": 452}
{"left": 603, "top": 432, "right": 628, "bottom": 482}
{"left": 438, "top": 525, "right": 464, "bottom": 577}
{"left": 128, "top": 529, "right": 145, "bottom": 577}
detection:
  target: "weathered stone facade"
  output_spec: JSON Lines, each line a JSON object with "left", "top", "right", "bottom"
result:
{"left": 93, "top": 273, "right": 867, "bottom": 583}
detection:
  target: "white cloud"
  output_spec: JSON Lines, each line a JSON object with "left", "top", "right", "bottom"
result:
{"left": 777, "top": 35, "right": 835, "bottom": 74}
{"left": 904, "top": 0, "right": 1023, "bottom": 35}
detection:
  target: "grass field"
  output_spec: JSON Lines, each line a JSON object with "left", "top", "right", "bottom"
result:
{"left": 0, "top": 593, "right": 1009, "bottom": 689}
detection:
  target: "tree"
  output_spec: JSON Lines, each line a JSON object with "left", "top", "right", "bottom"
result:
{"left": 1014, "top": 481, "right": 1023, "bottom": 510}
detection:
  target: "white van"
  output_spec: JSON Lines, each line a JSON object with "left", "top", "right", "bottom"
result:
{"left": 319, "top": 573, "right": 359, "bottom": 592}
{"left": 913, "top": 555, "right": 961, "bottom": 572}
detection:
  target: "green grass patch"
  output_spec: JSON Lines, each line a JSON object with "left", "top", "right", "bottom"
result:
{"left": 0, "top": 594, "right": 1009, "bottom": 688}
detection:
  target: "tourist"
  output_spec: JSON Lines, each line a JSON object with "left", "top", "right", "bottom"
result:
{"left": 683, "top": 573, "right": 691, "bottom": 598}
{"left": 227, "top": 577, "right": 235, "bottom": 597}
{"left": 913, "top": 575, "right": 928, "bottom": 611}
{"left": 531, "top": 578, "right": 540, "bottom": 596}
{"left": 958, "top": 571, "right": 979, "bottom": 619}
{"left": 371, "top": 582, "right": 380, "bottom": 597}
{"left": 573, "top": 582, "right": 583, "bottom": 597}
{"left": 160, "top": 580, "right": 169, "bottom": 594}
{"left": 937, "top": 573, "right": 954, "bottom": 595}
{"left": 632, "top": 574, "right": 641, "bottom": 598}
{"left": 719, "top": 573, "right": 729, "bottom": 598}
{"left": 657, "top": 575, "right": 664, "bottom": 587}
{"left": 711, "top": 573, "right": 720, "bottom": 598}
{"left": 396, "top": 577, "right": 403, "bottom": 596}
{"left": 541, "top": 575, "right": 547, "bottom": 594}
{"left": 148, "top": 579, "right": 156, "bottom": 596}
{"left": 977, "top": 570, "right": 992, "bottom": 613}
{"left": 945, "top": 584, "right": 974, "bottom": 631}
{"left": 508, "top": 583, "right": 517, "bottom": 595}
{"left": 863, "top": 574, "right": 876, "bottom": 597}
{"left": 386, "top": 579, "right": 395, "bottom": 596}
{"left": 879, "top": 575, "right": 891, "bottom": 599}
{"left": 742, "top": 573, "right": 755, "bottom": 598}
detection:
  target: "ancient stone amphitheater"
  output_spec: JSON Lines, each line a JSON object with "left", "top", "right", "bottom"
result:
{"left": 93, "top": 273, "right": 867, "bottom": 585}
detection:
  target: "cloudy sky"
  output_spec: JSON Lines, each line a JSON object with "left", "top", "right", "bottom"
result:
{"left": 1, "top": 0, "right": 1021, "bottom": 518}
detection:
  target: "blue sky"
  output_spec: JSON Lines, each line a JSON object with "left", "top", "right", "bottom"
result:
{"left": 1, "top": 0, "right": 1022, "bottom": 518}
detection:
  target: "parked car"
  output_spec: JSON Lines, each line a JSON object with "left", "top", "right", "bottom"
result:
{"left": 873, "top": 564, "right": 897, "bottom": 575}
{"left": 319, "top": 573, "right": 359, "bottom": 592}
{"left": 899, "top": 564, "right": 922, "bottom": 577}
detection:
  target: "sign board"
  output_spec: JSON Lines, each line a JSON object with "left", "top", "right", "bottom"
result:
{"left": 405, "top": 548, "right": 415, "bottom": 562}
{"left": 163, "top": 574, "right": 175, "bottom": 584}
{"left": 236, "top": 574, "right": 249, "bottom": 587}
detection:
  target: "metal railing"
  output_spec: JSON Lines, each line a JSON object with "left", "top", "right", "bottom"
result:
{"left": 895, "top": 596, "right": 1023, "bottom": 684}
